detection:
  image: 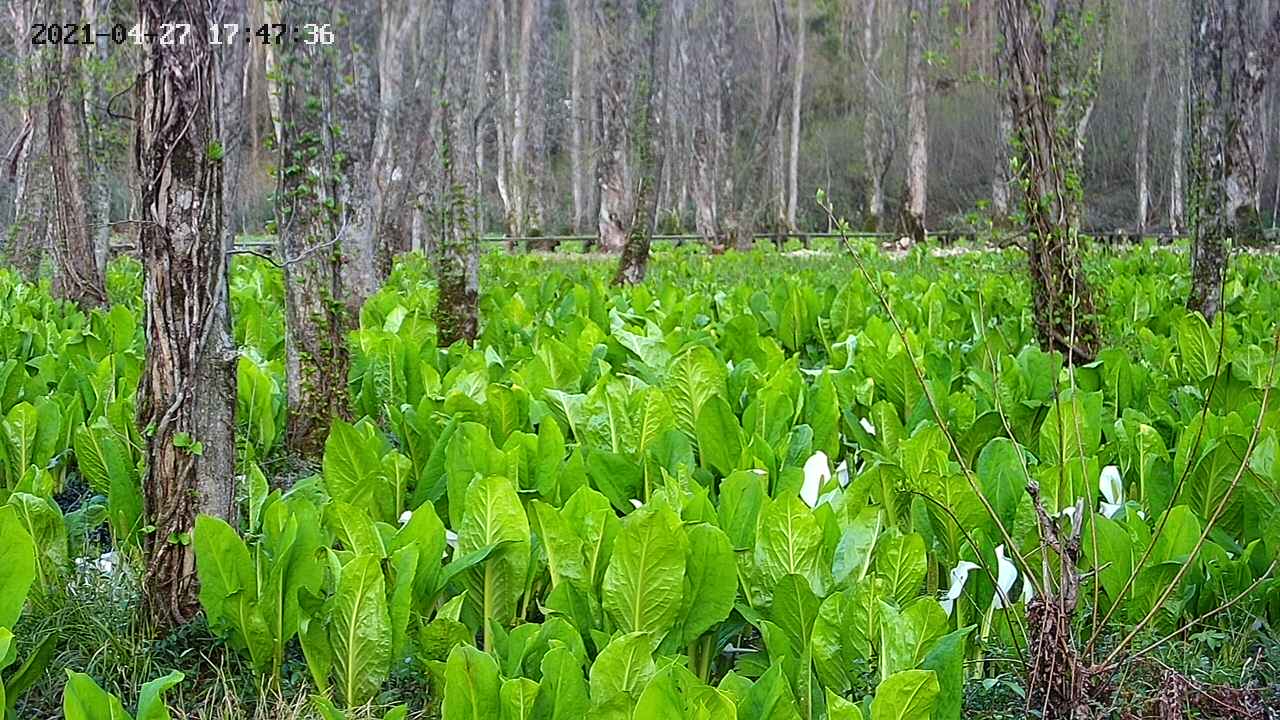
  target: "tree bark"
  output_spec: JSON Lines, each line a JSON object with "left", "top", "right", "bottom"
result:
{"left": 900, "top": 0, "right": 928, "bottom": 245}
{"left": 785, "top": 0, "right": 806, "bottom": 232}
{"left": 136, "top": 0, "right": 236, "bottom": 627}
{"left": 267, "top": 1, "right": 354, "bottom": 456}
{"left": 999, "top": 0, "right": 1105, "bottom": 365}
{"left": 861, "top": 0, "right": 888, "bottom": 232}
{"left": 5, "top": 0, "right": 49, "bottom": 277}
{"left": 1187, "top": 1, "right": 1280, "bottom": 320}
{"left": 568, "top": 0, "right": 590, "bottom": 233}
{"left": 595, "top": 0, "right": 631, "bottom": 253}
{"left": 614, "top": 0, "right": 671, "bottom": 285}
{"left": 47, "top": 0, "right": 107, "bottom": 309}
{"left": 993, "top": 29, "right": 1014, "bottom": 225}
{"left": 435, "top": 0, "right": 484, "bottom": 345}
{"left": 1135, "top": 0, "right": 1158, "bottom": 232}
{"left": 1171, "top": 39, "right": 1188, "bottom": 232}
{"left": 82, "top": 0, "right": 112, "bottom": 273}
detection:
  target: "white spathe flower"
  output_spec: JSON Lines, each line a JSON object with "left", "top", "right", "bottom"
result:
{"left": 445, "top": 530, "right": 458, "bottom": 548}
{"left": 398, "top": 510, "right": 413, "bottom": 526}
{"left": 859, "top": 417, "right": 877, "bottom": 436}
{"left": 630, "top": 498, "right": 644, "bottom": 509}
{"left": 801, "top": 451, "right": 831, "bottom": 508}
{"left": 751, "top": 468, "right": 768, "bottom": 476}
{"left": 1021, "top": 573, "right": 1035, "bottom": 604}
{"left": 940, "top": 560, "right": 980, "bottom": 616}
{"left": 1099, "top": 465, "right": 1125, "bottom": 519}
{"left": 835, "top": 460, "right": 850, "bottom": 488}
{"left": 993, "top": 544, "right": 1018, "bottom": 610}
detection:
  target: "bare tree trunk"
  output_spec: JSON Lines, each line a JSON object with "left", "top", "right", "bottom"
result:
{"left": 569, "top": 0, "right": 589, "bottom": 233}
{"left": 615, "top": 0, "right": 671, "bottom": 285}
{"left": 48, "top": 0, "right": 107, "bottom": 308}
{"left": 1135, "top": 0, "right": 1158, "bottom": 233}
{"left": 83, "top": 0, "right": 112, "bottom": 273}
{"left": 1171, "top": 40, "right": 1188, "bottom": 231}
{"left": 1188, "top": 2, "right": 1280, "bottom": 320}
{"left": 993, "top": 31, "right": 1013, "bottom": 225}
{"left": 1000, "top": 0, "right": 1104, "bottom": 365}
{"left": 786, "top": 0, "right": 805, "bottom": 231}
{"left": 435, "top": 0, "right": 484, "bottom": 345}
{"left": 862, "top": 0, "right": 887, "bottom": 232}
{"left": 136, "top": 0, "right": 236, "bottom": 627}
{"left": 266, "top": 1, "right": 354, "bottom": 456}
{"left": 900, "top": 0, "right": 928, "bottom": 244}
{"left": 5, "top": 1, "right": 47, "bottom": 276}
{"left": 595, "top": 0, "right": 631, "bottom": 253}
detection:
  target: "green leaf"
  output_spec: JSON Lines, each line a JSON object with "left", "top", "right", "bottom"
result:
{"left": 755, "top": 496, "right": 824, "bottom": 594}
{"left": 664, "top": 347, "right": 727, "bottom": 447}
{"left": 62, "top": 671, "right": 132, "bottom": 720}
{"left": 920, "top": 628, "right": 971, "bottom": 720}
{"left": 671, "top": 523, "right": 736, "bottom": 647}
{"left": 458, "top": 476, "right": 531, "bottom": 630}
{"left": 0, "top": 505, "right": 36, "bottom": 628}
{"left": 602, "top": 507, "right": 686, "bottom": 642}
{"left": 696, "top": 395, "right": 743, "bottom": 477}
{"left": 443, "top": 644, "right": 501, "bottom": 720}
{"left": 500, "top": 677, "right": 540, "bottom": 720}
{"left": 330, "top": 554, "right": 392, "bottom": 707}
{"left": 870, "top": 669, "right": 939, "bottom": 720}
{"left": 135, "top": 671, "right": 184, "bottom": 720}
{"left": 873, "top": 531, "right": 927, "bottom": 606}
{"left": 588, "top": 632, "right": 655, "bottom": 714}
{"left": 529, "top": 646, "right": 589, "bottom": 720}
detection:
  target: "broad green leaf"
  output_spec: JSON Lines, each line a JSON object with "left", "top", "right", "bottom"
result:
{"left": 62, "top": 671, "right": 131, "bottom": 720}
{"left": 870, "top": 669, "right": 939, "bottom": 720}
{"left": 330, "top": 554, "right": 392, "bottom": 707}
{"left": 0, "top": 505, "right": 35, "bottom": 628}
{"left": 754, "top": 496, "right": 824, "bottom": 593}
{"left": 602, "top": 507, "right": 686, "bottom": 641}
{"left": 458, "top": 476, "right": 531, "bottom": 629}
{"left": 444, "top": 644, "right": 501, "bottom": 720}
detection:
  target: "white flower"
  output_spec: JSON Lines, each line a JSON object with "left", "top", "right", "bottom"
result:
{"left": 835, "top": 460, "right": 850, "bottom": 488}
{"left": 751, "top": 468, "right": 768, "bottom": 476}
{"left": 398, "top": 510, "right": 413, "bottom": 526}
{"left": 940, "top": 560, "right": 980, "bottom": 616}
{"left": 993, "top": 544, "right": 1018, "bottom": 610}
{"left": 801, "top": 451, "right": 830, "bottom": 508}
{"left": 445, "top": 530, "right": 458, "bottom": 548}
{"left": 629, "top": 498, "right": 644, "bottom": 509}
{"left": 859, "top": 417, "right": 877, "bottom": 436}
{"left": 1099, "top": 465, "right": 1124, "bottom": 518}
{"left": 1021, "top": 574, "right": 1035, "bottom": 604}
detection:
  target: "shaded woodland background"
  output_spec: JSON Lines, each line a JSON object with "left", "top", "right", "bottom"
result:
{"left": 4, "top": 0, "right": 1276, "bottom": 265}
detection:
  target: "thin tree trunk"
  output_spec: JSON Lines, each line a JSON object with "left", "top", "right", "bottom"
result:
{"left": 862, "top": 0, "right": 886, "bottom": 232}
{"left": 569, "top": 0, "right": 588, "bottom": 233}
{"left": 435, "top": 0, "right": 483, "bottom": 345}
{"left": 786, "top": 0, "right": 805, "bottom": 231}
{"left": 900, "top": 0, "right": 928, "bottom": 244}
{"left": 1135, "top": 0, "right": 1157, "bottom": 233}
{"left": 83, "top": 0, "right": 111, "bottom": 274}
{"left": 1171, "top": 40, "right": 1188, "bottom": 231}
{"left": 596, "top": 0, "right": 631, "bottom": 253}
{"left": 48, "top": 0, "right": 107, "bottom": 308}
{"left": 615, "top": 0, "right": 671, "bottom": 285}
{"left": 993, "top": 20, "right": 1013, "bottom": 225}
{"left": 136, "top": 0, "right": 236, "bottom": 627}
{"left": 1000, "top": 0, "right": 1104, "bottom": 364}
{"left": 268, "top": 2, "right": 353, "bottom": 456}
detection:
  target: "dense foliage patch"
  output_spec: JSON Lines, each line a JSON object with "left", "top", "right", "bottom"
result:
{"left": 1, "top": 243, "right": 1278, "bottom": 718}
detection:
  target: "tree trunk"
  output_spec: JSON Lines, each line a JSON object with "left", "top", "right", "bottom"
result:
{"left": 5, "top": 0, "right": 49, "bottom": 277}
{"left": 47, "top": 0, "right": 107, "bottom": 309}
{"left": 595, "top": 0, "right": 631, "bottom": 253}
{"left": 136, "top": 0, "right": 236, "bottom": 628}
{"left": 435, "top": 0, "right": 484, "bottom": 345}
{"left": 83, "top": 0, "right": 112, "bottom": 274}
{"left": 785, "top": 0, "right": 805, "bottom": 231}
{"left": 267, "top": 2, "right": 354, "bottom": 456}
{"left": 1000, "top": 0, "right": 1104, "bottom": 365}
{"left": 993, "top": 35, "right": 1013, "bottom": 225}
{"left": 862, "top": 0, "right": 886, "bottom": 232}
{"left": 1188, "top": 1, "right": 1280, "bottom": 319}
{"left": 615, "top": 0, "right": 671, "bottom": 285}
{"left": 1171, "top": 41, "right": 1188, "bottom": 232}
{"left": 569, "top": 0, "right": 589, "bottom": 233}
{"left": 1135, "top": 0, "right": 1157, "bottom": 233}
{"left": 900, "top": 0, "right": 928, "bottom": 245}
